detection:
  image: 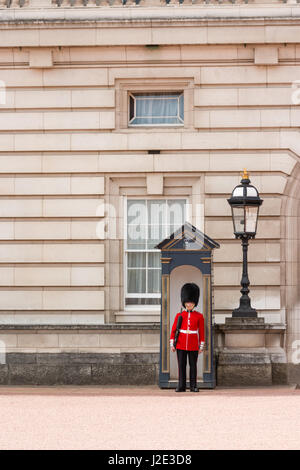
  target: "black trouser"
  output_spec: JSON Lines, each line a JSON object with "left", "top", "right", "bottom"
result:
{"left": 176, "top": 349, "right": 199, "bottom": 390}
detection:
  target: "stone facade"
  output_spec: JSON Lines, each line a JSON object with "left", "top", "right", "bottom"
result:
{"left": 0, "top": 1, "right": 300, "bottom": 385}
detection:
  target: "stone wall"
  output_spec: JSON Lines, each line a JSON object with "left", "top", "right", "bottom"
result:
{"left": 0, "top": 5, "right": 300, "bottom": 384}
{"left": 0, "top": 39, "right": 294, "bottom": 325}
{"left": 0, "top": 325, "right": 160, "bottom": 385}
{"left": 0, "top": 352, "right": 160, "bottom": 385}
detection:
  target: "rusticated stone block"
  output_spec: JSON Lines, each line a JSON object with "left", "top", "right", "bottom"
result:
{"left": 217, "top": 364, "right": 272, "bottom": 386}
{"left": 218, "top": 351, "right": 271, "bottom": 365}
{"left": 121, "top": 353, "right": 159, "bottom": 365}
{"left": 272, "top": 363, "right": 288, "bottom": 385}
{"left": 217, "top": 351, "right": 272, "bottom": 386}
{"left": 9, "top": 362, "right": 92, "bottom": 385}
{"left": 55, "top": 365, "right": 92, "bottom": 385}
{"left": 287, "top": 364, "right": 300, "bottom": 385}
{"left": 9, "top": 364, "right": 38, "bottom": 385}
{"left": 7, "top": 353, "right": 37, "bottom": 364}
{"left": 0, "top": 365, "right": 8, "bottom": 384}
{"left": 35, "top": 365, "right": 62, "bottom": 386}
{"left": 91, "top": 364, "right": 122, "bottom": 385}
{"left": 36, "top": 352, "right": 121, "bottom": 365}
{"left": 119, "top": 364, "right": 157, "bottom": 385}
{"left": 36, "top": 353, "right": 72, "bottom": 365}
{"left": 91, "top": 363, "right": 158, "bottom": 385}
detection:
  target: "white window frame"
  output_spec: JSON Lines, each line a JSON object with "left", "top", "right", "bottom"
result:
{"left": 128, "top": 92, "right": 184, "bottom": 127}
{"left": 123, "top": 195, "right": 190, "bottom": 311}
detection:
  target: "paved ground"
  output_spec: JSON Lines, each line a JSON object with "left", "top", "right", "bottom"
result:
{"left": 0, "top": 385, "right": 299, "bottom": 450}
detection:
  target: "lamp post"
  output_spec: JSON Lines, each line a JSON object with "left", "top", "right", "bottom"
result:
{"left": 227, "top": 170, "right": 263, "bottom": 318}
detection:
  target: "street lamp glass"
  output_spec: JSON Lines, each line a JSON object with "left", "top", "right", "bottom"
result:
{"left": 232, "top": 187, "right": 244, "bottom": 197}
{"left": 232, "top": 206, "right": 245, "bottom": 234}
{"left": 246, "top": 187, "right": 258, "bottom": 197}
{"left": 231, "top": 205, "right": 259, "bottom": 236}
{"left": 228, "top": 174, "right": 263, "bottom": 238}
{"left": 245, "top": 206, "right": 259, "bottom": 233}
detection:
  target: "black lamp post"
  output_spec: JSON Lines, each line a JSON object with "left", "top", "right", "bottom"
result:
{"left": 227, "top": 170, "right": 263, "bottom": 318}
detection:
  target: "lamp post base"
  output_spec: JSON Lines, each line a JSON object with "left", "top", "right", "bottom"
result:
{"left": 232, "top": 308, "right": 257, "bottom": 319}
{"left": 225, "top": 317, "right": 265, "bottom": 326}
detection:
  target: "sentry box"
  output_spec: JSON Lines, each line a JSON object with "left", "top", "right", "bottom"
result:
{"left": 155, "top": 222, "right": 220, "bottom": 389}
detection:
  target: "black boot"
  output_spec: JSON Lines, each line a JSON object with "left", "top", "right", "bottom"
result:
{"left": 175, "top": 387, "right": 186, "bottom": 392}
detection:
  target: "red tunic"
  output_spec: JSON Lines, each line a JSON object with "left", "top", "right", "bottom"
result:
{"left": 170, "top": 310, "right": 205, "bottom": 351}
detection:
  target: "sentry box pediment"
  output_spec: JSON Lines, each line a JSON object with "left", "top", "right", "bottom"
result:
{"left": 155, "top": 221, "right": 220, "bottom": 389}
{"left": 156, "top": 221, "right": 220, "bottom": 252}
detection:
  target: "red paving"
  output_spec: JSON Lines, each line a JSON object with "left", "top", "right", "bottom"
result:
{"left": 0, "top": 385, "right": 299, "bottom": 450}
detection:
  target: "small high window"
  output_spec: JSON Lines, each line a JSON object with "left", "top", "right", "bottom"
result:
{"left": 129, "top": 92, "right": 184, "bottom": 126}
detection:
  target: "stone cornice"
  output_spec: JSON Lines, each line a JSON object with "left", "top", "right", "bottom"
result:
{"left": 0, "top": 323, "right": 160, "bottom": 330}
{"left": 214, "top": 323, "right": 286, "bottom": 331}
{"left": 1, "top": 6, "right": 300, "bottom": 25}
{"left": 2, "top": 6, "right": 300, "bottom": 46}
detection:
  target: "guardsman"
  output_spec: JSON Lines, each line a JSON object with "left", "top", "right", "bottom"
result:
{"left": 170, "top": 282, "right": 205, "bottom": 392}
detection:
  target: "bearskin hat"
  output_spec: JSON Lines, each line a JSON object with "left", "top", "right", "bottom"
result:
{"left": 181, "top": 282, "right": 200, "bottom": 308}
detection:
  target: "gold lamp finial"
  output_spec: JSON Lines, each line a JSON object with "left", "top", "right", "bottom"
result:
{"left": 242, "top": 168, "right": 249, "bottom": 180}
